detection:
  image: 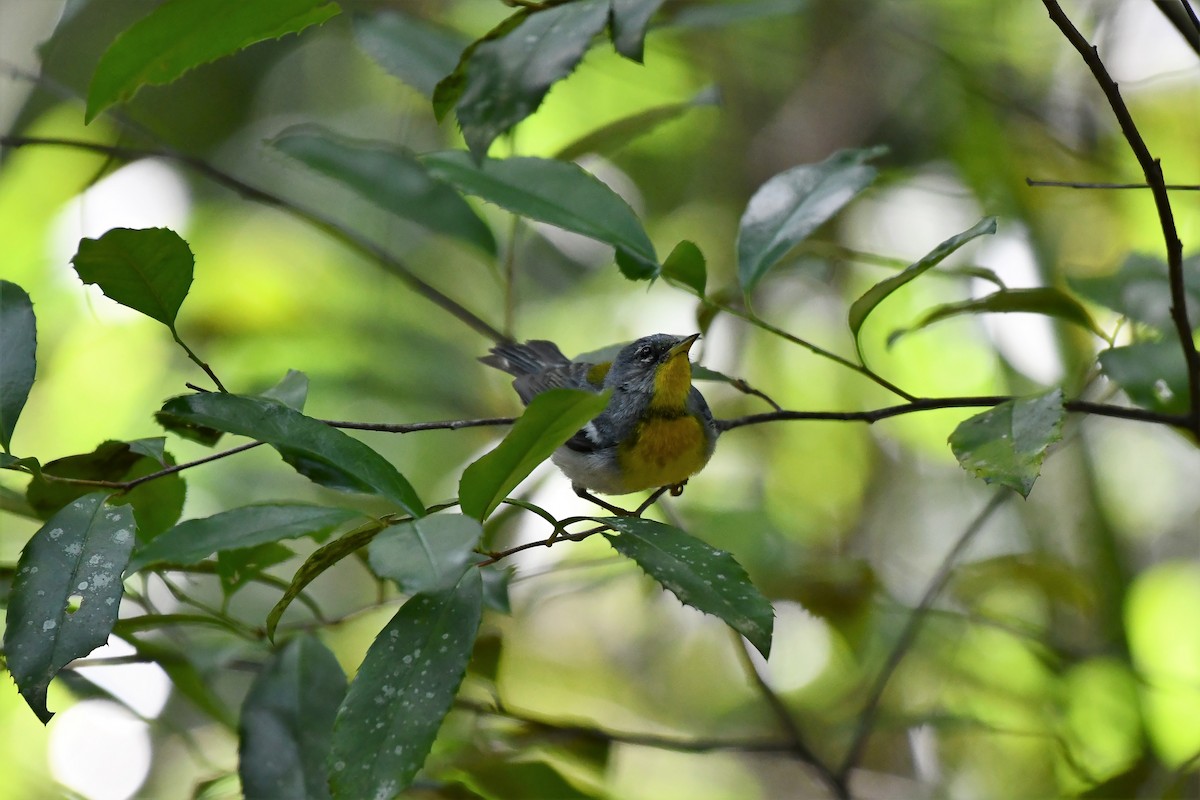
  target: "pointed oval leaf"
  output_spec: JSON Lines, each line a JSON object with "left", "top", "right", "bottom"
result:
{"left": 948, "top": 389, "right": 1065, "bottom": 498}
{"left": 451, "top": 0, "right": 611, "bottom": 158}
{"left": 662, "top": 239, "right": 707, "bottom": 296}
{"left": 258, "top": 369, "right": 310, "bottom": 411}
{"left": 86, "top": 0, "right": 339, "bottom": 121}
{"left": 128, "top": 503, "right": 362, "bottom": 573}
{"left": 610, "top": 0, "right": 667, "bottom": 62}
{"left": 423, "top": 152, "right": 659, "bottom": 278}
{"left": 601, "top": 517, "right": 774, "bottom": 658}
{"left": 352, "top": 8, "right": 467, "bottom": 98}
{"left": 459, "top": 388, "right": 611, "bottom": 521}
{"left": 240, "top": 636, "right": 347, "bottom": 800}
{"left": 737, "top": 147, "right": 884, "bottom": 291}
{"left": 328, "top": 570, "right": 483, "bottom": 799}
{"left": 368, "top": 514, "right": 484, "bottom": 594}
{"left": 4, "top": 493, "right": 136, "bottom": 722}
{"left": 887, "top": 287, "right": 1107, "bottom": 347}
{"left": 158, "top": 393, "right": 424, "bottom": 516}
{"left": 1069, "top": 253, "right": 1200, "bottom": 333}
{"left": 272, "top": 129, "right": 497, "bottom": 256}
{"left": 1098, "top": 342, "right": 1190, "bottom": 416}
{"left": 71, "top": 227, "right": 194, "bottom": 329}
{"left": 849, "top": 216, "right": 997, "bottom": 339}
{"left": 0, "top": 280, "right": 36, "bottom": 453}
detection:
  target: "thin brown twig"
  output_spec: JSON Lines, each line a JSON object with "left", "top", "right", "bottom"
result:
{"left": 322, "top": 416, "right": 516, "bottom": 433}
{"left": 1040, "top": 0, "right": 1200, "bottom": 436}
{"left": 1026, "top": 177, "right": 1200, "bottom": 191}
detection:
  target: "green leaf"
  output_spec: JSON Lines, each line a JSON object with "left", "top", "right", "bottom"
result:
{"left": 849, "top": 216, "right": 997, "bottom": 341}
{"left": 951, "top": 554, "right": 1094, "bottom": 612}
{"left": 125, "top": 437, "right": 167, "bottom": 464}
{"left": 128, "top": 503, "right": 359, "bottom": 573}
{"left": 948, "top": 389, "right": 1065, "bottom": 498}
{"left": 119, "top": 633, "right": 235, "bottom": 728}
{"left": 258, "top": 369, "right": 309, "bottom": 411}
{"left": 554, "top": 87, "right": 720, "bottom": 162}
{"left": 240, "top": 636, "right": 347, "bottom": 800}
{"left": 480, "top": 565, "right": 514, "bottom": 615}
{"left": 71, "top": 227, "right": 193, "bottom": 329}
{"left": 217, "top": 543, "right": 293, "bottom": 597}
{"left": 4, "top": 493, "right": 136, "bottom": 722}
{"left": 26, "top": 440, "right": 185, "bottom": 542}
{"left": 1098, "top": 342, "right": 1190, "bottom": 416}
{"left": 662, "top": 240, "right": 707, "bottom": 296}
{"left": 0, "top": 281, "right": 36, "bottom": 454}
{"left": 887, "top": 287, "right": 1107, "bottom": 347}
{"left": 368, "top": 514, "right": 484, "bottom": 594}
{"left": 352, "top": 8, "right": 467, "bottom": 97}
{"left": 272, "top": 129, "right": 497, "bottom": 256}
{"left": 85, "top": 0, "right": 339, "bottom": 122}
{"left": 459, "top": 388, "right": 611, "bottom": 521}
{"left": 1069, "top": 253, "right": 1200, "bottom": 333}
{"left": 423, "top": 152, "right": 658, "bottom": 278}
{"left": 601, "top": 517, "right": 774, "bottom": 658}
{"left": 737, "top": 147, "right": 884, "bottom": 291}
{"left": 328, "top": 570, "right": 483, "bottom": 799}
{"left": 610, "top": 0, "right": 667, "bottom": 62}
{"left": 157, "top": 393, "right": 425, "bottom": 516}
{"left": 450, "top": 0, "right": 611, "bottom": 159}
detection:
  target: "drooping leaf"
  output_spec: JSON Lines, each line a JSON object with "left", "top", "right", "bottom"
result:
{"left": 258, "top": 369, "right": 310, "bottom": 411}
{"left": 26, "top": 440, "right": 185, "bottom": 542}
{"left": 601, "top": 517, "right": 774, "bottom": 658}
{"left": 5, "top": 492, "right": 136, "bottom": 722}
{"left": 459, "top": 388, "right": 611, "bottom": 521}
{"left": 662, "top": 240, "right": 707, "bottom": 296}
{"left": 1068, "top": 253, "right": 1200, "bottom": 333}
{"left": 328, "top": 570, "right": 483, "bottom": 799}
{"left": 272, "top": 129, "right": 497, "bottom": 256}
{"left": 217, "top": 543, "right": 294, "bottom": 597}
{"left": 71, "top": 227, "right": 194, "bottom": 329}
{"left": 368, "top": 514, "right": 484, "bottom": 595}
{"left": 86, "top": 0, "right": 339, "bottom": 121}
{"left": 352, "top": 8, "right": 467, "bottom": 97}
{"left": 128, "top": 503, "right": 360, "bottom": 573}
{"left": 480, "top": 565, "right": 514, "bottom": 615}
{"left": 610, "top": 0, "right": 667, "bottom": 61}
{"left": 448, "top": 0, "right": 611, "bottom": 159}
{"left": 423, "top": 152, "right": 659, "bottom": 278}
{"left": 948, "top": 389, "right": 1065, "bottom": 498}
{"left": 0, "top": 281, "right": 36, "bottom": 454}
{"left": 737, "top": 147, "right": 884, "bottom": 291}
{"left": 849, "top": 216, "right": 997, "bottom": 341}
{"left": 240, "top": 636, "right": 347, "bottom": 800}
{"left": 553, "top": 87, "right": 720, "bottom": 161}
{"left": 1098, "top": 341, "right": 1190, "bottom": 416}
{"left": 887, "top": 287, "right": 1107, "bottom": 347}
{"left": 157, "top": 393, "right": 424, "bottom": 516}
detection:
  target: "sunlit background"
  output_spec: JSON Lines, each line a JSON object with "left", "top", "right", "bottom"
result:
{"left": 1, "top": 0, "right": 1199, "bottom": 798}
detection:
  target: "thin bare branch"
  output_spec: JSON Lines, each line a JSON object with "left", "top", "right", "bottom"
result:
{"left": 1026, "top": 177, "right": 1200, "bottom": 191}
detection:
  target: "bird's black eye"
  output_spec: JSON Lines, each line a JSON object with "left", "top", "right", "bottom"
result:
{"left": 635, "top": 345, "right": 654, "bottom": 361}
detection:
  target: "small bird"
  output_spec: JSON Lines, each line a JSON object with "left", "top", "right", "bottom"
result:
{"left": 481, "top": 333, "right": 718, "bottom": 503}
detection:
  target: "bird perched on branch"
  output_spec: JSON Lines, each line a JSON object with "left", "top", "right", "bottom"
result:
{"left": 481, "top": 333, "right": 717, "bottom": 507}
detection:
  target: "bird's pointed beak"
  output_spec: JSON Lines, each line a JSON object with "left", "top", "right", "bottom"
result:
{"left": 668, "top": 333, "right": 701, "bottom": 359}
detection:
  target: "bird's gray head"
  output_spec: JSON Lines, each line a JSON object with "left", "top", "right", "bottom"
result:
{"left": 604, "top": 333, "right": 700, "bottom": 395}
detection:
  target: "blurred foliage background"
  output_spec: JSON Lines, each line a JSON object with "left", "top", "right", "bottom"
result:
{"left": 1, "top": 0, "right": 1199, "bottom": 798}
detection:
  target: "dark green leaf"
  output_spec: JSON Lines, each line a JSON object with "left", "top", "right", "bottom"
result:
{"left": 1069, "top": 253, "right": 1200, "bottom": 332}
{"left": 1098, "top": 342, "right": 1190, "bottom": 416}
{"left": 157, "top": 393, "right": 424, "bottom": 516}
{"left": 239, "top": 636, "right": 347, "bottom": 800}
{"left": 662, "top": 240, "right": 707, "bottom": 296}
{"left": 887, "top": 288, "right": 1107, "bottom": 347}
{"left": 328, "top": 570, "right": 483, "bottom": 799}
{"left": 849, "top": 217, "right": 997, "bottom": 340}
{"left": 948, "top": 389, "right": 1065, "bottom": 498}
{"left": 71, "top": 227, "right": 194, "bottom": 329}
{"left": 667, "top": 0, "right": 808, "bottom": 28}
{"left": 601, "top": 517, "right": 774, "bottom": 658}
{"left": 5, "top": 492, "right": 136, "bottom": 722}
{"left": 368, "top": 514, "right": 483, "bottom": 594}
{"left": 432, "top": 12, "right": 532, "bottom": 121}
{"left": 738, "top": 147, "right": 884, "bottom": 291}
{"left": 610, "top": 0, "right": 666, "bottom": 62}
{"left": 258, "top": 369, "right": 309, "bottom": 411}
{"left": 217, "top": 543, "right": 293, "bottom": 597}
{"left": 272, "top": 129, "right": 497, "bottom": 256}
{"left": 451, "top": 0, "right": 610, "bottom": 159}
{"left": 125, "top": 437, "right": 167, "bottom": 464}
{"left": 129, "top": 503, "right": 360, "bottom": 573}
{"left": 86, "top": 0, "right": 339, "bottom": 121}
{"left": 553, "top": 87, "right": 720, "bottom": 161}
{"left": 460, "top": 388, "right": 611, "bottom": 521}
{"left": 481, "top": 565, "right": 514, "bottom": 614}
{"left": 352, "top": 8, "right": 467, "bottom": 97}
{"left": 423, "top": 152, "right": 658, "bottom": 277}
{"left": 26, "top": 440, "right": 185, "bottom": 542}
{"left": 0, "top": 280, "right": 36, "bottom": 454}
